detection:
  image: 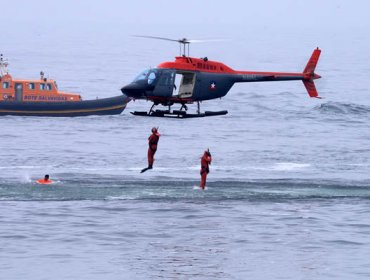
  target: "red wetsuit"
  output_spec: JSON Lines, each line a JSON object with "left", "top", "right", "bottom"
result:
{"left": 148, "top": 132, "right": 160, "bottom": 167}
{"left": 36, "top": 179, "right": 53, "bottom": 185}
{"left": 200, "top": 152, "right": 212, "bottom": 189}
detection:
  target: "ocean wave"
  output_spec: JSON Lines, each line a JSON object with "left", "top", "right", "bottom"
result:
{"left": 1, "top": 178, "right": 370, "bottom": 202}
{"left": 315, "top": 102, "right": 370, "bottom": 116}
{"left": 261, "top": 162, "right": 310, "bottom": 171}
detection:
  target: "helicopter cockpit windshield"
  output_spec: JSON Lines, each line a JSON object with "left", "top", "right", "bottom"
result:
{"left": 133, "top": 69, "right": 158, "bottom": 85}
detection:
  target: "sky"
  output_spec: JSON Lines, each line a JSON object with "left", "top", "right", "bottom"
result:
{"left": 2, "top": 0, "right": 369, "bottom": 92}
{"left": 2, "top": 0, "right": 370, "bottom": 29}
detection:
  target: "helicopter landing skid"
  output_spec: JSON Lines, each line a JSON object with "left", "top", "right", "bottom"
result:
{"left": 131, "top": 110, "right": 228, "bottom": 118}
{"left": 131, "top": 101, "right": 228, "bottom": 118}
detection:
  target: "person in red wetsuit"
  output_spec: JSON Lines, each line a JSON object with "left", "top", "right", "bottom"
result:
{"left": 141, "top": 127, "right": 160, "bottom": 173}
{"left": 200, "top": 149, "right": 212, "bottom": 189}
{"left": 36, "top": 174, "right": 54, "bottom": 185}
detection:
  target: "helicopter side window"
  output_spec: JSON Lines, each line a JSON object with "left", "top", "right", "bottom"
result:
{"left": 148, "top": 72, "right": 156, "bottom": 85}
{"left": 133, "top": 69, "right": 149, "bottom": 82}
{"left": 133, "top": 69, "right": 159, "bottom": 85}
{"left": 159, "top": 72, "right": 174, "bottom": 86}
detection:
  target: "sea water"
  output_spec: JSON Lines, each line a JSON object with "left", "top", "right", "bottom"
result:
{"left": 1, "top": 24, "right": 370, "bottom": 279}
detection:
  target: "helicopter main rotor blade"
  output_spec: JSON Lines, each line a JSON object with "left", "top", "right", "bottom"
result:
{"left": 187, "top": 39, "right": 227, "bottom": 43}
{"left": 133, "top": 35, "right": 227, "bottom": 44}
{"left": 132, "top": 35, "right": 227, "bottom": 57}
{"left": 132, "top": 35, "right": 181, "bottom": 43}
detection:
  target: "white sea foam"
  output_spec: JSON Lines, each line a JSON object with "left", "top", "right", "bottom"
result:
{"left": 271, "top": 162, "right": 311, "bottom": 171}
{"left": 192, "top": 185, "right": 207, "bottom": 190}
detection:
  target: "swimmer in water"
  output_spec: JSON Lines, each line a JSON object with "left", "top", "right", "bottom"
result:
{"left": 36, "top": 174, "right": 54, "bottom": 184}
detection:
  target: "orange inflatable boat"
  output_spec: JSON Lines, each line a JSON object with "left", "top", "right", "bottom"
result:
{"left": 0, "top": 54, "right": 130, "bottom": 116}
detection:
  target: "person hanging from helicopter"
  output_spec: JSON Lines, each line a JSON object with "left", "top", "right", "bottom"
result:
{"left": 141, "top": 127, "right": 161, "bottom": 173}
{"left": 200, "top": 149, "right": 212, "bottom": 190}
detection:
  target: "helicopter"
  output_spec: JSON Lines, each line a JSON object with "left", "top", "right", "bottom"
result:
{"left": 121, "top": 36, "right": 321, "bottom": 118}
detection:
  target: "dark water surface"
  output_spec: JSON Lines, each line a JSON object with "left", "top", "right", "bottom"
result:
{"left": 1, "top": 25, "right": 370, "bottom": 279}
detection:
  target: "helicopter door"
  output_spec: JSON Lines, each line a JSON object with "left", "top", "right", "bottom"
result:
{"left": 177, "top": 72, "right": 196, "bottom": 98}
{"left": 173, "top": 73, "right": 182, "bottom": 96}
{"left": 152, "top": 70, "right": 175, "bottom": 98}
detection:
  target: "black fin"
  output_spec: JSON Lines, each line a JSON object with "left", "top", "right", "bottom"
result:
{"left": 140, "top": 168, "right": 149, "bottom": 173}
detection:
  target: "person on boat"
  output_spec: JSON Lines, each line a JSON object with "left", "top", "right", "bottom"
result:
{"left": 200, "top": 149, "right": 212, "bottom": 190}
{"left": 36, "top": 174, "right": 54, "bottom": 185}
{"left": 141, "top": 127, "right": 161, "bottom": 173}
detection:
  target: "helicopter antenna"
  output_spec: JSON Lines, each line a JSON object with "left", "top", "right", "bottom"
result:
{"left": 132, "top": 35, "right": 224, "bottom": 57}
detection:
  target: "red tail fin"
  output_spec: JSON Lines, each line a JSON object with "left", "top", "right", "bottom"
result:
{"left": 303, "top": 80, "right": 319, "bottom": 98}
{"left": 303, "top": 48, "right": 321, "bottom": 98}
{"left": 304, "top": 48, "right": 321, "bottom": 74}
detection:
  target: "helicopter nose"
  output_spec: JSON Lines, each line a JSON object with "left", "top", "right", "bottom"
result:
{"left": 121, "top": 83, "right": 146, "bottom": 98}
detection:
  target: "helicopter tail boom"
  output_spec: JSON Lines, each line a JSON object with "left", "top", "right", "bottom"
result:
{"left": 234, "top": 48, "right": 321, "bottom": 98}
